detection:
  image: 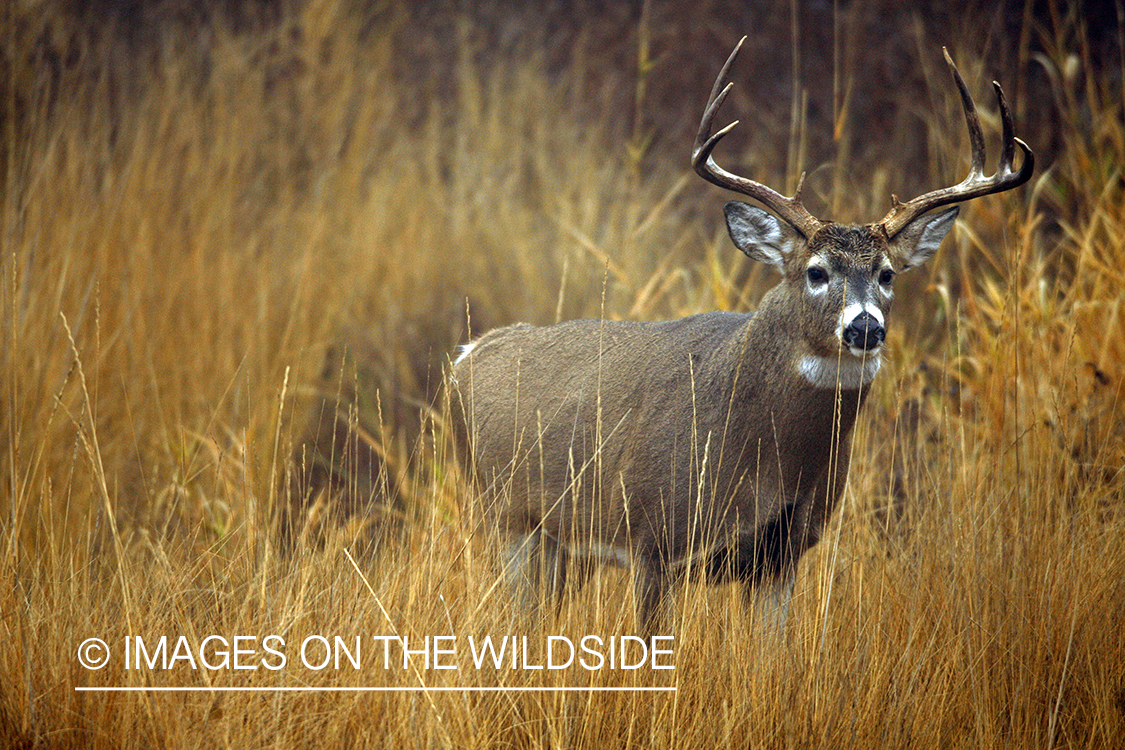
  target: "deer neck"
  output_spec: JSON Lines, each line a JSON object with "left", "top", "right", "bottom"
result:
{"left": 724, "top": 289, "right": 875, "bottom": 424}
{"left": 795, "top": 349, "right": 881, "bottom": 392}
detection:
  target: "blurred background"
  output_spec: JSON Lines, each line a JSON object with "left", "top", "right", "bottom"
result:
{"left": 3, "top": 3, "right": 1125, "bottom": 747}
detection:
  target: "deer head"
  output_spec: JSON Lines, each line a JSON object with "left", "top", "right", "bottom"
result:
{"left": 693, "top": 39, "right": 1033, "bottom": 382}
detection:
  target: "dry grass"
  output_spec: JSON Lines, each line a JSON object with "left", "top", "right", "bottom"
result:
{"left": 2, "top": 1, "right": 1124, "bottom": 748}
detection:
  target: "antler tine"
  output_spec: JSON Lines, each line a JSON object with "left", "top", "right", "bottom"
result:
{"left": 706, "top": 36, "right": 744, "bottom": 116}
{"left": 692, "top": 37, "right": 750, "bottom": 183}
{"left": 879, "top": 49, "right": 1034, "bottom": 239}
{"left": 692, "top": 37, "right": 826, "bottom": 239}
{"left": 995, "top": 80, "right": 1015, "bottom": 169}
{"left": 947, "top": 48, "right": 987, "bottom": 178}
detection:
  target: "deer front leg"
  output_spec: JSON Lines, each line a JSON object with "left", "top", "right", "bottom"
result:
{"left": 538, "top": 532, "right": 570, "bottom": 612}
{"left": 632, "top": 559, "right": 673, "bottom": 635}
{"left": 502, "top": 532, "right": 540, "bottom": 619}
{"left": 503, "top": 530, "right": 571, "bottom": 624}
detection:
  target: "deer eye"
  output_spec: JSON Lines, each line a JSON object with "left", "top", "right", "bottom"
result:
{"left": 807, "top": 266, "right": 828, "bottom": 285}
{"left": 878, "top": 268, "right": 895, "bottom": 286}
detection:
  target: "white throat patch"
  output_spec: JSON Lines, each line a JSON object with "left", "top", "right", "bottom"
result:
{"left": 798, "top": 353, "right": 881, "bottom": 390}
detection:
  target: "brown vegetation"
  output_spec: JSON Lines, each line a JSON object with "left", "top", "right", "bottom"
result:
{"left": 2, "top": 1, "right": 1123, "bottom": 748}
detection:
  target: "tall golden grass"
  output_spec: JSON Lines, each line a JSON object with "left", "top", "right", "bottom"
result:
{"left": 2, "top": 1, "right": 1123, "bottom": 747}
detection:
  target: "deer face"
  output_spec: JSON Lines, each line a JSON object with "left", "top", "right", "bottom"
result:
{"left": 800, "top": 223, "right": 895, "bottom": 358}
{"left": 724, "top": 201, "right": 959, "bottom": 370}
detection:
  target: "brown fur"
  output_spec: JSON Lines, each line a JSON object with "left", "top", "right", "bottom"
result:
{"left": 449, "top": 215, "right": 949, "bottom": 630}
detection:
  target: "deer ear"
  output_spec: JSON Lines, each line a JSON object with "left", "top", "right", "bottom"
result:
{"left": 724, "top": 202, "right": 791, "bottom": 267}
{"left": 890, "top": 206, "right": 959, "bottom": 271}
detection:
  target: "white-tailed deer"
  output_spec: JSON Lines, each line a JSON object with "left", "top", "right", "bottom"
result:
{"left": 451, "top": 40, "right": 1032, "bottom": 632}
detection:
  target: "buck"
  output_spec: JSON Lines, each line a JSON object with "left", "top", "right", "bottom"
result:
{"left": 450, "top": 39, "right": 1032, "bottom": 632}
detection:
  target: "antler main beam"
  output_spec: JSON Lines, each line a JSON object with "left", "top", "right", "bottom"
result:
{"left": 692, "top": 37, "right": 827, "bottom": 239}
{"left": 877, "top": 48, "right": 1034, "bottom": 238}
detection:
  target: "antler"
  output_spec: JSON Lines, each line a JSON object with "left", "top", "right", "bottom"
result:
{"left": 877, "top": 48, "right": 1034, "bottom": 238}
{"left": 692, "top": 37, "right": 827, "bottom": 239}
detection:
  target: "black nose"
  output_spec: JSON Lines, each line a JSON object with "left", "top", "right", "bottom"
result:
{"left": 843, "top": 312, "right": 885, "bottom": 351}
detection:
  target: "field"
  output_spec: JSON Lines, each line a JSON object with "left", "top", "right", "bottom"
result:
{"left": 2, "top": 1, "right": 1124, "bottom": 747}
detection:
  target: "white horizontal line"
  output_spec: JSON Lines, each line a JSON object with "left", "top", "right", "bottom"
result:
{"left": 75, "top": 686, "right": 675, "bottom": 693}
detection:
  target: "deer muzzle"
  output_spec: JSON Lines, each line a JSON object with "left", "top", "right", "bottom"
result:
{"left": 842, "top": 312, "right": 885, "bottom": 353}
